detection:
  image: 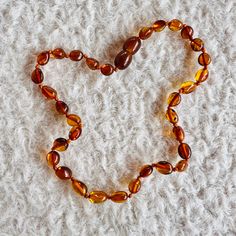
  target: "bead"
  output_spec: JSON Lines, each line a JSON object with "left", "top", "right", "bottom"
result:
{"left": 128, "top": 178, "right": 141, "bottom": 194}
{"left": 155, "top": 161, "right": 173, "bottom": 175}
{"left": 173, "top": 126, "right": 185, "bottom": 142}
{"left": 181, "top": 26, "right": 194, "bottom": 39}
{"left": 198, "top": 53, "right": 211, "bottom": 66}
{"left": 100, "top": 64, "right": 114, "bottom": 76}
{"left": 166, "top": 108, "right": 178, "bottom": 124}
{"left": 41, "top": 85, "right": 57, "bottom": 99}
{"left": 89, "top": 191, "right": 108, "bottom": 204}
{"left": 37, "top": 51, "right": 49, "bottom": 65}
{"left": 31, "top": 68, "right": 44, "bottom": 84}
{"left": 139, "top": 165, "right": 153, "bottom": 178}
{"left": 167, "top": 92, "right": 181, "bottom": 107}
{"left": 52, "top": 138, "right": 69, "bottom": 152}
{"left": 195, "top": 68, "right": 209, "bottom": 83}
{"left": 55, "top": 166, "right": 72, "bottom": 180}
{"left": 168, "top": 19, "right": 183, "bottom": 31}
{"left": 114, "top": 50, "right": 132, "bottom": 70}
{"left": 56, "top": 101, "right": 69, "bottom": 114}
{"left": 86, "top": 58, "right": 99, "bottom": 70}
{"left": 51, "top": 48, "right": 67, "bottom": 59}
{"left": 179, "top": 81, "right": 197, "bottom": 94}
{"left": 123, "top": 36, "right": 141, "bottom": 55}
{"left": 46, "top": 151, "right": 60, "bottom": 167}
{"left": 190, "top": 38, "right": 204, "bottom": 51}
{"left": 178, "top": 143, "right": 191, "bottom": 159}
{"left": 69, "top": 50, "right": 84, "bottom": 61}
{"left": 66, "top": 114, "right": 81, "bottom": 126}
{"left": 152, "top": 20, "right": 166, "bottom": 32}
{"left": 69, "top": 126, "right": 82, "bottom": 141}
{"left": 110, "top": 191, "right": 128, "bottom": 203}
{"left": 72, "top": 179, "right": 87, "bottom": 197}
{"left": 139, "top": 27, "right": 153, "bottom": 40}
{"left": 175, "top": 160, "right": 188, "bottom": 172}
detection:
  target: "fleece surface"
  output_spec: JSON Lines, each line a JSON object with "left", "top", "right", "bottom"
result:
{"left": 0, "top": 0, "right": 235, "bottom": 235}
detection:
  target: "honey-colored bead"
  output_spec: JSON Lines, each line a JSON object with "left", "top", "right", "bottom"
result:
{"left": 66, "top": 114, "right": 81, "bottom": 126}
{"left": 198, "top": 53, "right": 211, "bottom": 66}
{"left": 110, "top": 191, "right": 128, "bottom": 203}
{"left": 52, "top": 138, "right": 69, "bottom": 152}
{"left": 190, "top": 38, "right": 204, "bottom": 51}
{"left": 139, "top": 27, "right": 153, "bottom": 40}
{"left": 139, "top": 165, "right": 153, "bottom": 178}
{"left": 56, "top": 100, "right": 69, "bottom": 114}
{"left": 179, "top": 81, "right": 197, "bottom": 94}
{"left": 41, "top": 85, "right": 57, "bottom": 99}
{"left": 31, "top": 68, "right": 44, "bottom": 84}
{"left": 114, "top": 50, "right": 132, "bottom": 70}
{"left": 89, "top": 191, "right": 108, "bottom": 204}
{"left": 37, "top": 51, "right": 49, "bottom": 65}
{"left": 86, "top": 58, "right": 99, "bottom": 70}
{"left": 152, "top": 20, "right": 166, "bottom": 32}
{"left": 195, "top": 68, "right": 209, "bottom": 83}
{"left": 69, "top": 126, "right": 82, "bottom": 141}
{"left": 55, "top": 166, "right": 72, "bottom": 180}
{"left": 166, "top": 108, "right": 178, "bottom": 124}
{"left": 100, "top": 64, "right": 114, "bottom": 76}
{"left": 181, "top": 26, "right": 194, "bottom": 39}
{"left": 46, "top": 151, "right": 60, "bottom": 167}
{"left": 173, "top": 126, "right": 185, "bottom": 142}
{"left": 72, "top": 179, "right": 87, "bottom": 197}
{"left": 155, "top": 161, "right": 173, "bottom": 175}
{"left": 175, "top": 160, "right": 188, "bottom": 172}
{"left": 123, "top": 36, "right": 141, "bottom": 55}
{"left": 178, "top": 143, "right": 191, "bottom": 159}
{"left": 168, "top": 19, "right": 183, "bottom": 31}
{"left": 128, "top": 178, "right": 141, "bottom": 194}
{"left": 69, "top": 50, "right": 84, "bottom": 61}
{"left": 51, "top": 48, "right": 67, "bottom": 59}
{"left": 167, "top": 92, "right": 181, "bottom": 107}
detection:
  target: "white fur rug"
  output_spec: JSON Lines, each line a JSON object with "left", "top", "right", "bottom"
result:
{"left": 0, "top": 0, "right": 235, "bottom": 235}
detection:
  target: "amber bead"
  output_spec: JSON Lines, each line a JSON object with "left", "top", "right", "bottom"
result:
{"left": 155, "top": 161, "right": 173, "bottom": 175}
{"left": 110, "top": 191, "right": 128, "bottom": 203}
{"left": 128, "top": 178, "right": 141, "bottom": 194}
{"left": 139, "top": 27, "right": 153, "bottom": 40}
{"left": 168, "top": 19, "right": 183, "bottom": 31}
{"left": 41, "top": 85, "right": 57, "bottom": 99}
{"left": 114, "top": 50, "right": 132, "bottom": 70}
{"left": 173, "top": 126, "right": 185, "bottom": 142}
{"left": 46, "top": 151, "right": 60, "bottom": 167}
{"left": 89, "top": 191, "right": 108, "bottom": 204}
{"left": 175, "top": 160, "right": 188, "bottom": 172}
{"left": 166, "top": 108, "right": 178, "bottom": 124}
{"left": 86, "top": 58, "right": 99, "bottom": 70}
{"left": 55, "top": 166, "right": 72, "bottom": 180}
{"left": 167, "top": 92, "right": 181, "bottom": 107}
{"left": 69, "top": 50, "right": 84, "bottom": 61}
{"left": 195, "top": 68, "right": 209, "bottom": 83}
{"left": 31, "top": 68, "right": 44, "bottom": 84}
{"left": 100, "top": 64, "right": 114, "bottom": 76}
{"left": 37, "top": 51, "right": 49, "bottom": 65}
{"left": 52, "top": 48, "right": 67, "bottom": 59}
{"left": 179, "top": 81, "right": 197, "bottom": 94}
{"left": 198, "top": 53, "right": 211, "bottom": 66}
{"left": 72, "top": 179, "right": 87, "bottom": 197}
{"left": 123, "top": 36, "right": 141, "bottom": 55}
{"left": 66, "top": 114, "right": 81, "bottom": 126}
{"left": 181, "top": 26, "right": 194, "bottom": 39}
{"left": 152, "top": 20, "right": 166, "bottom": 32}
{"left": 178, "top": 143, "right": 191, "bottom": 159}
{"left": 139, "top": 165, "right": 153, "bottom": 178}
{"left": 69, "top": 126, "right": 82, "bottom": 141}
{"left": 52, "top": 138, "right": 69, "bottom": 152}
{"left": 56, "top": 101, "right": 69, "bottom": 114}
{"left": 190, "top": 38, "right": 204, "bottom": 51}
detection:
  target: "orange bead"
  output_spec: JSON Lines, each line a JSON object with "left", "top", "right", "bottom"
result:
{"left": 55, "top": 166, "right": 72, "bottom": 180}
{"left": 41, "top": 85, "right": 57, "bottom": 99}
{"left": 175, "top": 160, "right": 188, "bottom": 172}
{"left": 110, "top": 191, "right": 128, "bottom": 203}
{"left": 37, "top": 51, "right": 49, "bottom": 65}
{"left": 198, "top": 53, "right": 211, "bottom": 66}
{"left": 56, "top": 101, "right": 69, "bottom": 114}
{"left": 100, "top": 64, "right": 114, "bottom": 76}
{"left": 139, "top": 27, "right": 153, "bottom": 40}
{"left": 69, "top": 50, "right": 84, "bottom": 61}
{"left": 178, "top": 143, "right": 191, "bottom": 159}
{"left": 195, "top": 68, "right": 209, "bottom": 83}
{"left": 46, "top": 151, "right": 60, "bottom": 167}
{"left": 86, "top": 58, "right": 99, "bottom": 70}
{"left": 72, "top": 179, "right": 87, "bottom": 197}
{"left": 66, "top": 114, "right": 81, "bottom": 126}
{"left": 190, "top": 38, "right": 204, "bottom": 51}
{"left": 179, "top": 81, "right": 197, "bottom": 94}
{"left": 181, "top": 26, "right": 194, "bottom": 39}
{"left": 51, "top": 48, "right": 67, "bottom": 59}
{"left": 52, "top": 138, "right": 69, "bottom": 152}
{"left": 128, "top": 178, "right": 141, "bottom": 194}
{"left": 152, "top": 20, "right": 166, "bottom": 32}
{"left": 168, "top": 19, "right": 183, "bottom": 31}
{"left": 155, "top": 161, "right": 173, "bottom": 175}
{"left": 114, "top": 50, "right": 132, "bottom": 70}
{"left": 139, "top": 165, "right": 153, "bottom": 178}
{"left": 123, "top": 36, "right": 141, "bottom": 54}
{"left": 173, "top": 126, "right": 185, "bottom": 142}
{"left": 166, "top": 108, "right": 178, "bottom": 124}
{"left": 69, "top": 126, "right": 82, "bottom": 141}
{"left": 167, "top": 92, "right": 181, "bottom": 107}
{"left": 31, "top": 68, "right": 44, "bottom": 84}
{"left": 89, "top": 191, "right": 108, "bottom": 203}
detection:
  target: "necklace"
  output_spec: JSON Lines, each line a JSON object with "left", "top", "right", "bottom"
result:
{"left": 31, "top": 19, "right": 211, "bottom": 204}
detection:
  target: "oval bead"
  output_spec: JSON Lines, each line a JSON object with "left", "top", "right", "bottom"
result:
{"left": 175, "top": 160, "right": 188, "bottom": 172}
{"left": 167, "top": 92, "right": 181, "bottom": 107}
{"left": 56, "top": 101, "right": 69, "bottom": 114}
{"left": 37, "top": 51, "right": 49, "bottom": 65}
{"left": 179, "top": 81, "right": 197, "bottom": 94}
{"left": 69, "top": 50, "right": 84, "bottom": 61}
{"left": 152, "top": 20, "right": 166, "bottom": 32}
{"left": 100, "top": 64, "right": 114, "bottom": 76}
{"left": 139, "top": 165, "right": 153, "bottom": 178}
{"left": 66, "top": 114, "right": 81, "bottom": 126}
{"left": 168, "top": 19, "right": 183, "bottom": 31}
{"left": 139, "top": 27, "right": 153, "bottom": 40}
{"left": 123, "top": 36, "right": 141, "bottom": 55}
{"left": 128, "top": 178, "right": 141, "bottom": 194}
{"left": 178, "top": 143, "right": 192, "bottom": 159}
{"left": 46, "top": 151, "right": 60, "bottom": 167}
{"left": 198, "top": 53, "right": 211, "bottom": 66}
{"left": 52, "top": 48, "right": 67, "bottom": 59}
{"left": 173, "top": 126, "right": 185, "bottom": 142}
{"left": 181, "top": 26, "right": 194, "bottom": 39}
{"left": 155, "top": 161, "right": 173, "bottom": 175}
{"left": 195, "top": 68, "right": 209, "bottom": 83}
{"left": 166, "top": 108, "right": 178, "bottom": 124}
{"left": 69, "top": 126, "right": 82, "bottom": 141}
{"left": 41, "top": 85, "right": 57, "bottom": 99}
{"left": 89, "top": 191, "right": 108, "bottom": 204}
{"left": 190, "top": 38, "right": 204, "bottom": 51}
{"left": 86, "top": 58, "right": 99, "bottom": 70}
{"left": 55, "top": 166, "right": 72, "bottom": 180}
{"left": 52, "top": 138, "right": 69, "bottom": 152}
{"left": 114, "top": 50, "right": 132, "bottom": 70}
{"left": 110, "top": 191, "right": 128, "bottom": 203}
{"left": 72, "top": 179, "right": 87, "bottom": 197}
{"left": 31, "top": 68, "right": 44, "bottom": 84}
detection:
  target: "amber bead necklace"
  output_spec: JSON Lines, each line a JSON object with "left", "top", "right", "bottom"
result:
{"left": 31, "top": 19, "right": 211, "bottom": 204}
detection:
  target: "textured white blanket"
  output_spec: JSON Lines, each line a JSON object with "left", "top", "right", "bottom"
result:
{"left": 0, "top": 0, "right": 235, "bottom": 235}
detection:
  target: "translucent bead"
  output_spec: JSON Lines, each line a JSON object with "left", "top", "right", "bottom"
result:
{"left": 139, "top": 165, "right": 153, "bottom": 177}
{"left": 173, "top": 126, "right": 185, "bottom": 142}
{"left": 86, "top": 58, "right": 99, "bottom": 70}
{"left": 155, "top": 161, "right": 173, "bottom": 174}
{"left": 89, "top": 191, "right": 108, "bottom": 204}
{"left": 110, "top": 191, "right": 128, "bottom": 203}
{"left": 181, "top": 26, "right": 194, "bottom": 39}
{"left": 72, "top": 179, "right": 87, "bottom": 197}
{"left": 198, "top": 53, "right": 211, "bottom": 66}
{"left": 166, "top": 108, "right": 178, "bottom": 124}
{"left": 168, "top": 19, "right": 183, "bottom": 31}
{"left": 56, "top": 101, "right": 69, "bottom": 114}
{"left": 69, "top": 50, "right": 84, "bottom": 61}
{"left": 41, "top": 85, "right": 57, "bottom": 99}
{"left": 195, "top": 68, "right": 209, "bottom": 83}
{"left": 55, "top": 166, "right": 72, "bottom": 180}
{"left": 152, "top": 20, "right": 166, "bottom": 32}
{"left": 52, "top": 138, "right": 69, "bottom": 152}
{"left": 66, "top": 114, "right": 81, "bottom": 126}
{"left": 114, "top": 50, "right": 132, "bottom": 70}
{"left": 190, "top": 38, "right": 204, "bottom": 51}
{"left": 178, "top": 143, "right": 191, "bottom": 159}
{"left": 31, "top": 68, "right": 44, "bottom": 84}
{"left": 69, "top": 126, "right": 82, "bottom": 141}
{"left": 123, "top": 36, "right": 141, "bottom": 54}
{"left": 100, "top": 64, "right": 114, "bottom": 76}
{"left": 179, "top": 81, "right": 197, "bottom": 94}
{"left": 46, "top": 151, "right": 60, "bottom": 167}
{"left": 139, "top": 27, "right": 153, "bottom": 40}
{"left": 175, "top": 160, "right": 188, "bottom": 172}
{"left": 128, "top": 178, "right": 141, "bottom": 194}
{"left": 37, "top": 51, "right": 49, "bottom": 65}
{"left": 52, "top": 48, "right": 66, "bottom": 59}
{"left": 167, "top": 92, "right": 181, "bottom": 107}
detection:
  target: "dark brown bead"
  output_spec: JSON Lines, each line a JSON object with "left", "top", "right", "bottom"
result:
{"left": 166, "top": 108, "right": 178, "bottom": 124}
{"left": 114, "top": 50, "right": 132, "bottom": 70}
{"left": 46, "top": 151, "right": 60, "bottom": 167}
{"left": 72, "top": 179, "right": 87, "bottom": 197}
{"left": 110, "top": 191, "right": 128, "bottom": 203}
{"left": 86, "top": 58, "right": 99, "bottom": 70}
{"left": 168, "top": 19, "right": 183, "bottom": 31}
{"left": 139, "top": 165, "right": 153, "bottom": 177}
{"left": 69, "top": 50, "right": 84, "bottom": 61}
{"left": 56, "top": 101, "right": 69, "bottom": 114}
{"left": 41, "top": 85, "right": 57, "bottom": 99}
{"left": 100, "top": 64, "right": 114, "bottom": 76}
{"left": 139, "top": 27, "right": 153, "bottom": 40}
{"left": 37, "top": 51, "right": 49, "bottom": 65}
{"left": 52, "top": 138, "right": 69, "bottom": 152}
{"left": 52, "top": 48, "right": 67, "bottom": 59}
{"left": 31, "top": 68, "right": 44, "bottom": 84}
{"left": 173, "top": 126, "right": 185, "bottom": 142}
{"left": 123, "top": 36, "right": 141, "bottom": 55}
{"left": 181, "top": 26, "right": 194, "bottom": 39}
{"left": 69, "top": 126, "right": 82, "bottom": 141}
{"left": 178, "top": 143, "right": 191, "bottom": 159}
{"left": 175, "top": 160, "right": 188, "bottom": 172}
{"left": 155, "top": 161, "right": 173, "bottom": 175}
{"left": 167, "top": 92, "right": 181, "bottom": 107}
{"left": 152, "top": 20, "right": 166, "bottom": 32}
{"left": 198, "top": 53, "right": 211, "bottom": 66}
{"left": 128, "top": 178, "right": 141, "bottom": 194}
{"left": 190, "top": 38, "right": 204, "bottom": 51}
{"left": 55, "top": 166, "right": 72, "bottom": 180}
